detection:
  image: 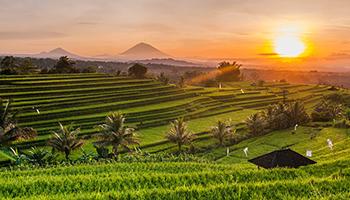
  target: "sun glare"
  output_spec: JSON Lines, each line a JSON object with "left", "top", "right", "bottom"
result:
{"left": 273, "top": 25, "right": 306, "bottom": 58}
{"left": 274, "top": 35, "right": 305, "bottom": 57}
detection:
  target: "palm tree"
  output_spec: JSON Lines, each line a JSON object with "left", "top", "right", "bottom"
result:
{"left": 166, "top": 118, "right": 195, "bottom": 151}
{"left": 285, "top": 101, "right": 310, "bottom": 126}
{"left": 210, "top": 121, "right": 234, "bottom": 146}
{"left": 48, "top": 123, "right": 83, "bottom": 160}
{"left": 94, "top": 112, "right": 139, "bottom": 157}
{"left": 245, "top": 112, "right": 266, "bottom": 136}
{"left": 0, "top": 98, "right": 36, "bottom": 147}
{"left": 263, "top": 103, "right": 289, "bottom": 130}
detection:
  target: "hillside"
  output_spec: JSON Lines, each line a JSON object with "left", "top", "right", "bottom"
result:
{"left": 0, "top": 73, "right": 349, "bottom": 199}
{"left": 0, "top": 74, "right": 336, "bottom": 160}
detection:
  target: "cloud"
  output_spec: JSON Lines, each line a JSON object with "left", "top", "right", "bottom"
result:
{"left": 77, "top": 22, "right": 99, "bottom": 25}
{"left": 258, "top": 53, "right": 278, "bottom": 56}
{"left": 0, "top": 31, "right": 67, "bottom": 40}
{"left": 326, "top": 52, "right": 350, "bottom": 60}
{"left": 121, "top": 23, "right": 175, "bottom": 33}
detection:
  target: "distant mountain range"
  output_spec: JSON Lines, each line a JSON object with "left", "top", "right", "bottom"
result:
{"left": 0, "top": 42, "right": 208, "bottom": 67}
{"left": 0, "top": 47, "right": 86, "bottom": 60}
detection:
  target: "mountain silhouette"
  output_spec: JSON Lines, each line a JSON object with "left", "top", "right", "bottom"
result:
{"left": 36, "top": 48, "right": 83, "bottom": 59}
{"left": 119, "top": 42, "right": 170, "bottom": 59}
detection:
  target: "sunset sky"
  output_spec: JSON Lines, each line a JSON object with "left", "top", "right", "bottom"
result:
{"left": 1, "top": 0, "right": 350, "bottom": 70}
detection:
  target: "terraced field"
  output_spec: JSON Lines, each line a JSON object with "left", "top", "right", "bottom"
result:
{"left": 0, "top": 74, "right": 333, "bottom": 158}
{"left": 1, "top": 74, "right": 349, "bottom": 199}
{"left": 1, "top": 126, "right": 350, "bottom": 199}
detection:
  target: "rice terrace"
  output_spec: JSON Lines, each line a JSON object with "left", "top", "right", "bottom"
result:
{"left": 1, "top": 1, "right": 350, "bottom": 199}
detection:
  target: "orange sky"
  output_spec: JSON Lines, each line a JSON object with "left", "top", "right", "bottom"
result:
{"left": 1, "top": 0, "right": 350, "bottom": 70}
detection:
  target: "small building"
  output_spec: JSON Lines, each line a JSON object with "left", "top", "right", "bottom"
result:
{"left": 248, "top": 149, "right": 316, "bottom": 169}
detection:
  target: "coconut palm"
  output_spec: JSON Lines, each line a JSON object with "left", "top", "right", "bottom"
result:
{"left": 210, "top": 121, "right": 234, "bottom": 146}
{"left": 285, "top": 101, "right": 310, "bottom": 126}
{"left": 263, "top": 103, "right": 289, "bottom": 130}
{"left": 0, "top": 98, "right": 36, "bottom": 147}
{"left": 48, "top": 123, "right": 83, "bottom": 160}
{"left": 94, "top": 112, "right": 139, "bottom": 156}
{"left": 166, "top": 118, "right": 195, "bottom": 151}
{"left": 245, "top": 112, "right": 266, "bottom": 136}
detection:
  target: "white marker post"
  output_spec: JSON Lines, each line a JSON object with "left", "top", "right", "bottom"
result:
{"left": 306, "top": 150, "right": 312, "bottom": 157}
{"left": 226, "top": 147, "right": 230, "bottom": 156}
{"left": 243, "top": 147, "right": 249, "bottom": 157}
{"left": 294, "top": 124, "right": 298, "bottom": 131}
{"left": 327, "top": 139, "right": 333, "bottom": 150}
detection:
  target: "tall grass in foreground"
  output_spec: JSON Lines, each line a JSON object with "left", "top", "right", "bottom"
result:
{"left": 0, "top": 159, "right": 349, "bottom": 199}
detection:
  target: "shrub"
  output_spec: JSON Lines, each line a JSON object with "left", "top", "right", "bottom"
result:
{"left": 178, "top": 76, "right": 185, "bottom": 88}
{"left": 128, "top": 63, "right": 147, "bottom": 78}
{"left": 25, "top": 147, "right": 58, "bottom": 166}
{"left": 246, "top": 101, "right": 309, "bottom": 136}
{"left": 311, "top": 100, "right": 344, "bottom": 122}
{"left": 245, "top": 112, "right": 267, "bottom": 136}
{"left": 257, "top": 80, "right": 265, "bottom": 87}
{"left": 81, "top": 66, "right": 97, "bottom": 73}
{"left": 156, "top": 72, "right": 170, "bottom": 85}
{"left": 0, "top": 98, "right": 37, "bottom": 146}
{"left": 280, "top": 79, "right": 287, "bottom": 83}
{"left": 346, "top": 109, "right": 350, "bottom": 120}
{"left": 333, "top": 119, "right": 350, "bottom": 128}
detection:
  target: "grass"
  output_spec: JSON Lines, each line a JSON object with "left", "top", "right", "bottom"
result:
{"left": 1, "top": 139, "right": 350, "bottom": 199}
{"left": 0, "top": 73, "right": 349, "bottom": 199}
{"left": 0, "top": 74, "right": 335, "bottom": 161}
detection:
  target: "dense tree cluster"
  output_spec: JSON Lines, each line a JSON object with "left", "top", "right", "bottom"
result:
{"left": 0, "top": 56, "right": 39, "bottom": 75}
{"left": 0, "top": 56, "right": 98, "bottom": 75}
{"left": 311, "top": 100, "right": 344, "bottom": 122}
{"left": 311, "top": 93, "right": 350, "bottom": 122}
{"left": 48, "top": 56, "right": 79, "bottom": 73}
{"left": 246, "top": 101, "right": 310, "bottom": 136}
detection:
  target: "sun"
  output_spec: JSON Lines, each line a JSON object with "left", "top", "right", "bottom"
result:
{"left": 273, "top": 34, "right": 306, "bottom": 58}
